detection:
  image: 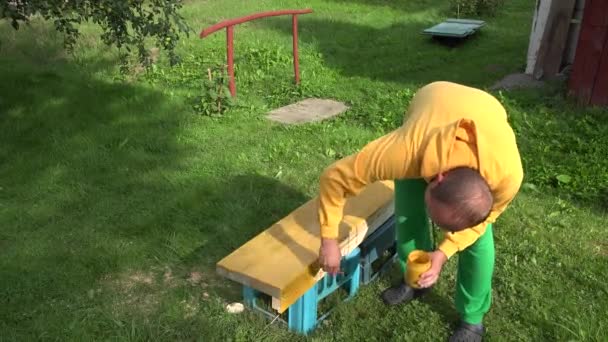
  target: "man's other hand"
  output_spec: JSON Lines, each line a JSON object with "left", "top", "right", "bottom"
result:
{"left": 418, "top": 250, "right": 447, "bottom": 288}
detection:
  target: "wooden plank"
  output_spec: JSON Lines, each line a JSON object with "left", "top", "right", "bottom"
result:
{"left": 272, "top": 196, "right": 394, "bottom": 312}
{"left": 216, "top": 180, "right": 395, "bottom": 313}
{"left": 532, "top": 0, "right": 577, "bottom": 78}
{"left": 568, "top": 5, "right": 608, "bottom": 104}
{"left": 590, "top": 30, "right": 608, "bottom": 106}
{"left": 563, "top": 0, "right": 586, "bottom": 65}
{"left": 526, "top": 0, "right": 553, "bottom": 74}
{"left": 587, "top": 0, "right": 608, "bottom": 27}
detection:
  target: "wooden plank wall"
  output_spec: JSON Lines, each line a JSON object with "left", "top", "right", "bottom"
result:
{"left": 526, "top": 0, "right": 553, "bottom": 75}
{"left": 531, "top": 0, "right": 577, "bottom": 79}
{"left": 591, "top": 42, "right": 608, "bottom": 106}
{"left": 526, "top": 0, "right": 579, "bottom": 78}
{"left": 563, "top": 0, "right": 586, "bottom": 65}
{"left": 568, "top": 0, "right": 608, "bottom": 106}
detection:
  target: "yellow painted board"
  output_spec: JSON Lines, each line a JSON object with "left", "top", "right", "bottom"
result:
{"left": 216, "top": 180, "right": 395, "bottom": 313}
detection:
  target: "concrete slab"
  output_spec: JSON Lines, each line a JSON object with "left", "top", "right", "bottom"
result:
{"left": 267, "top": 98, "right": 348, "bottom": 125}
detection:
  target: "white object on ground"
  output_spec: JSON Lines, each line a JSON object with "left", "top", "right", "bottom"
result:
{"left": 226, "top": 302, "right": 245, "bottom": 314}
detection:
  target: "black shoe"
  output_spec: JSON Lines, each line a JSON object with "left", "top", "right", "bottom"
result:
{"left": 448, "top": 322, "right": 485, "bottom": 342}
{"left": 380, "top": 282, "right": 429, "bottom": 305}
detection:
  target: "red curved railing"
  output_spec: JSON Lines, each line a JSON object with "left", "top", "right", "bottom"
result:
{"left": 200, "top": 9, "right": 314, "bottom": 97}
{"left": 200, "top": 9, "right": 313, "bottom": 38}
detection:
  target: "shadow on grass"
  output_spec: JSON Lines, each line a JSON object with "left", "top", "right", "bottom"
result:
{"left": 261, "top": 13, "right": 530, "bottom": 87}
{"left": 0, "top": 22, "right": 316, "bottom": 337}
{"left": 0, "top": 33, "right": 315, "bottom": 334}
{"left": 323, "top": 0, "right": 443, "bottom": 12}
{"left": 529, "top": 267, "right": 608, "bottom": 340}
{"left": 380, "top": 255, "right": 460, "bottom": 325}
{"left": 177, "top": 173, "right": 310, "bottom": 302}
{"left": 419, "top": 289, "right": 460, "bottom": 324}
{"left": 0, "top": 47, "right": 190, "bottom": 313}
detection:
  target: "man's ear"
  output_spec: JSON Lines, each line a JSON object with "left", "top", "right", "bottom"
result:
{"left": 436, "top": 172, "right": 445, "bottom": 183}
{"left": 428, "top": 173, "right": 444, "bottom": 189}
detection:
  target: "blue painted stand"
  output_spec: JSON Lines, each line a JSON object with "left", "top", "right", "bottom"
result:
{"left": 241, "top": 215, "right": 398, "bottom": 335}
{"left": 243, "top": 247, "right": 361, "bottom": 334}
{"left": 359, "top": 215, "right": 398, "bottom": 285}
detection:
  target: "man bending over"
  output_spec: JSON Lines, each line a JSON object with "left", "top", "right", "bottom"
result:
{"left": 317, "top": 81, "right": 523, "bottom": 342}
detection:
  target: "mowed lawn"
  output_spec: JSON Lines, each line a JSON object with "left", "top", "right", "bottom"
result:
{"left": 1, "top": 0, "right": 608, "bottom": 341}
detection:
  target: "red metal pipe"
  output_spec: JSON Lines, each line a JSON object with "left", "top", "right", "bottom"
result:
{"left": 292, "top": 15, "right": 300, "bottom": 84}
{"left": 200, "top": 9, "right": 313, "bottom": 97}
{"left": 226, "top": 26, "right": 236, "bottom": 97}
{"left": 200, "top": 9, "right": 313, "bottom": 38}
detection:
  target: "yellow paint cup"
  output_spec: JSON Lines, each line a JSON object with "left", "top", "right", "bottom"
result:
{"left": 405, "top": 250, "right": 431, "bottom": 289}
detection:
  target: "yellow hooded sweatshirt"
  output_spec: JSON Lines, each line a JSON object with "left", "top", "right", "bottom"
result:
{"left": 318, "top": 81, "right": 523, "bottom": 259}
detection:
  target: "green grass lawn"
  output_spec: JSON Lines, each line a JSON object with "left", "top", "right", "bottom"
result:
{"left": 1, "top": 0, "right": 608, "bottom": 341}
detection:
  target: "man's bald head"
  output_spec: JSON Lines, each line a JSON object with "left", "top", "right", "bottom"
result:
{"left": 424, "top": 167, "right": 493, "bottom": 232}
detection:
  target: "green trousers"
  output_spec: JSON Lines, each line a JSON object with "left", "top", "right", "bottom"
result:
{"left": 394, "top": 178, "right": 495, "bottom": 325}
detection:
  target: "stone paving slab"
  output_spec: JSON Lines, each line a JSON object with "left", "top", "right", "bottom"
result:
{"left": 267, "top": 98, "right": 348, "bottom": 124}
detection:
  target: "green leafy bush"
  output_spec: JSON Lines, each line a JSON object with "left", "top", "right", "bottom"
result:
{"left": 1, "top": 0, "right": 190, "bottom": 66}
{"left": 449, "top": 0, "right": 505, "bottom": 16}
{"left": 193, "top": 65, "right": 235, "bottom": 117}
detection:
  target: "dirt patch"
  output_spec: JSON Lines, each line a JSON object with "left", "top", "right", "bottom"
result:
{"left": 115, "top": 293, "right": 160, "bottom": 315}
{"left": 182, "top": 296, "right": 200, "bottom": 319}
{"left": 101, "top": 269, "right": 163, "bottom": 315}
{"left": 163, "top": 267, "right": 175, "bottom": 286}
{"left": 187, "top": 270, "right": 210, "bottom": 288}
{"left": 100, "top": 269, "right": 155, "bottom": 293}
{"left": 594, "top": 241, "right": 608, "bottom": 256}
{"left": 129, "top": 271, "right": 154, "bottom": 285}
{"left": 100, "top": 267, "right": 212, "bottom": 317}
{"left": 113, "top": 271, "right": 155, "bottom": 292}
{"left": 187, "top": 271, "right": 203, "bottom": 285}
